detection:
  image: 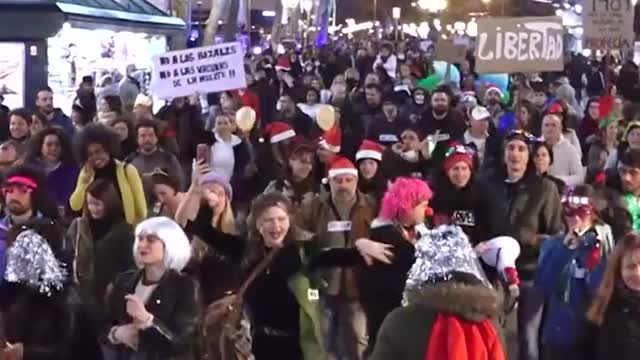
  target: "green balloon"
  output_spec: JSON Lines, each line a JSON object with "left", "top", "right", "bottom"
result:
{"left": 417, "top": 74, "right": 443, "bottom": 92}
{"left": 500, "top": 91, "right": 511, "bottom": 106}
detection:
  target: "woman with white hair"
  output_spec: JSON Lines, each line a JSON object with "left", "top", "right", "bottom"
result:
{"left": 102, "top": 216, "right": 199, "bottom": 360}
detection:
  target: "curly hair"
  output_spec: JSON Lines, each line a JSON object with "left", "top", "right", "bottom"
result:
{"left": 25, "top": 127, "right": 75, "bottom": 166}
{"left": 379, "top": 177, "right": 433, "bottom": 221}
{"left": 73, "top": 123, "right": 120, "bottom": 164}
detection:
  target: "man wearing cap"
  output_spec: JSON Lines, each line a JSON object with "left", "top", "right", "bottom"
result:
{"left": 0, "top": 165, "right": 61, "bottom": 283}
{"left": 464, "top": 106, "right": 492, "bottom": 167}
{"left": 365, "top": 93, "right": 409, "bottom": 148}
{"left": 486, "top": 131, "right": 562, "bottom": 360}
{"left": 300, "top": 156, "right": 377, "bottom": 360}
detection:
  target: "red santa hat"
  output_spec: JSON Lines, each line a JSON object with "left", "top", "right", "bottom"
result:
{"left": 328, "top": 156, "right": 358, "bottom": 179}
{"left": 442, "top": 143, "right": 474, "bottom": 173}
{"left": 275, "top": 56, "right": 291, "bottom": 72}
{"left": 265, "top": 121, "right": 296, "bottom": 143}
{"left": 356, "top": 140, "right": 384, "bottom": 162}
{"left": 318, "top": 127, "right": 341, "bottom": 153}
{"left": 485, "top": 84, "right": 503, "bottom": 97}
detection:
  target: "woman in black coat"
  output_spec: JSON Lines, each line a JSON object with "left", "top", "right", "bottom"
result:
{"left": 584, "top": 233, "right": 640, "bottom": 360}
{"left": 190, "top": 192, "right": 387, "bottom": 360}
{"left": 102, "top": 217, "right": 199, "bottom": 360}
{"left": 1, "top": 218, "right": 102, "bottom": 360}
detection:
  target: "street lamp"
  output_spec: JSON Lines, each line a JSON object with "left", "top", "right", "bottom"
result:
{"left": 392, "top": 7, "right": 401, "bottom": 40}
{"left": 302, "top": 0, "right": 313, "bottom": 13}
{"left": 417, "top": 0, "right": 447, "bottom": 12}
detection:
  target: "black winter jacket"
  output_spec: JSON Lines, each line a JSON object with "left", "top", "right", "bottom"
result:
{"left": 103, "top": 270, "right": 201, "bottom": 360}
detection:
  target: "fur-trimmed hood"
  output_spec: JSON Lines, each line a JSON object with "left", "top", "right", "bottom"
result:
{"left": 405, "top": 281, "right": 500, "bottom": 322}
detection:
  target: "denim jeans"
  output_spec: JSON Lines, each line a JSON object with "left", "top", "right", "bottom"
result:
{"left": 518, "top": 281, "right": 545, "bottom": 360}
{"left": 321, "top": 294, "right": 368, "bottom": 360}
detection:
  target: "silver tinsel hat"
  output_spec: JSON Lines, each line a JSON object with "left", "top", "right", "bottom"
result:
{"left": 4, "top": 229, "right": 67, "bottom": 296}
{"left": 405, "top": 224, "right": 489, "bottom": 291}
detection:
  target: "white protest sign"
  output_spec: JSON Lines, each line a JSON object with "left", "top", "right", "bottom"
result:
{"left": 475, "top": 16, "right": 564, "bottom": 74}
{"left": 150, "top": 42, "right": 247, "bottom": 99}
{"left": 583, "top": 0, "right": 634, "bottom": 50}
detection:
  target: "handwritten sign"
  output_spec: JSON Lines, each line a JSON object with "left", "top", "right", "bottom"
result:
{"left": 435, "top": 40, "right": 467, "bottom": 63}
{"left": 475, "top": 16, "right": 564, "bottom": 74}
{"left": 583, "top": 0, "right": 634, "bottom": 50}
{"left": 150, "top": 42, "right": 247, "bottom": 99}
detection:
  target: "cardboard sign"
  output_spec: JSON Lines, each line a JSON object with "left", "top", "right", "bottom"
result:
{"left": 150, "top": 42, "right": 247, "bottom": 99}
{"left": 583, "top": 0, "right": 634, "bottom": 50}
{"left": 475, "top": 16, "right": 564, "bottom": 74}
{"left": 435, "top": 40, "right": 467, "bottom": 63}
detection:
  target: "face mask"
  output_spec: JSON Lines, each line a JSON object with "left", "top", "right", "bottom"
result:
{"left": 305, "top": 66, "right": 314, "bottom": 73}
{"left": 276, "top": 102, "right": 283, "bottom": 111}
{"left": 415, "top": 95, "right": 425, "bottom": 105}
{"left": 397, "top": 53, "right": 406, "bottom": 61}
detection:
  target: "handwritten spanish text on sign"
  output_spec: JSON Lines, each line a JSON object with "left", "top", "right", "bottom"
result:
{"left": 150, "top": 42, "right": 247, "bottom": 99}
{"left": 475, "top": 16, "right": 564, "bottom": 74}
{"left": 583, "top": 0, "right": 634, "bottom": 50}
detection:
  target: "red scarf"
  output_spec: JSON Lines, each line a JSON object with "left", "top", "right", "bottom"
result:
{"left": 424, "top": 314, "right": 505, "bottom": 360}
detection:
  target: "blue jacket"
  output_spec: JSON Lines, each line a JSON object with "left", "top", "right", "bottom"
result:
{"left": 50, "top": 109, "right": 75, "bottom": 136}
{"left": 535, "top": 231, "right": 606, "bottom": 346}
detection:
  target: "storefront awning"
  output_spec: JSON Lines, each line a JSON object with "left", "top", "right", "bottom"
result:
{"left": 0, "top": 0, "right": 66, "bottom": 40}
{"left": 56, "top": 0, "right": 186, "bottom": 34}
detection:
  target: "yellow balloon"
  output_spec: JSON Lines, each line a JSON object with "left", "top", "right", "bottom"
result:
{"left": 316, "top": 105, "right": 336, "bottom": 131}
{"left": 235, "top": 106, "right": 256, "bottom": 132}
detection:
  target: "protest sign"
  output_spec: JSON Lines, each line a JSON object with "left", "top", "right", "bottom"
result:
{"left": 583, "top": 0, "right": 634, "bottom": 50}
{"left": 435, "top": 40, "right": 467, "bottom": 63}
{"left": 475, "top": 16, "right": 564, "bottom": 74}
{"left": 150, "top": 42, "right": 247, "bottom": 99}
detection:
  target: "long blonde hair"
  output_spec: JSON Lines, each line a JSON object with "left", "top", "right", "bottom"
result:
{"left": 191, "top": 192, "right": 237, "bottom": 262}
{"left": 587, "top": 233, "right": 640, "bottom": 325}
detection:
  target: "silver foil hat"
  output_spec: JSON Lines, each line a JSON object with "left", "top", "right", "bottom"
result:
{"left": 4, "top": 229, "right": 67, "bottom": 296}
{"left": 405, "top": 224, "right": 489, "bottom": 291}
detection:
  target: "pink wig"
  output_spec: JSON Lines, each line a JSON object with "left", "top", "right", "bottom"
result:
{"left": 379, "top": 177, "right": 433, "bottom": 221}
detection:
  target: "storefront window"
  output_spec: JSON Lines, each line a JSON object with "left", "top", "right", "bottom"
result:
{"left": 0, "top": 43, "right": 25, "bottom": 109}
{"left": 47, "top": 23, "right": 167, "bottom": 114}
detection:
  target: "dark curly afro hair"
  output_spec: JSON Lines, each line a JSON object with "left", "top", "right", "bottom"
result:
{"left": 73, "top": 123, "right": 120, "bottom": 165}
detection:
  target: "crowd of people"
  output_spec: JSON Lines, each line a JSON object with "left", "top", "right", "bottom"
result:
{"left": 0, "top": 37, "right": 639, "bottom": 360}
